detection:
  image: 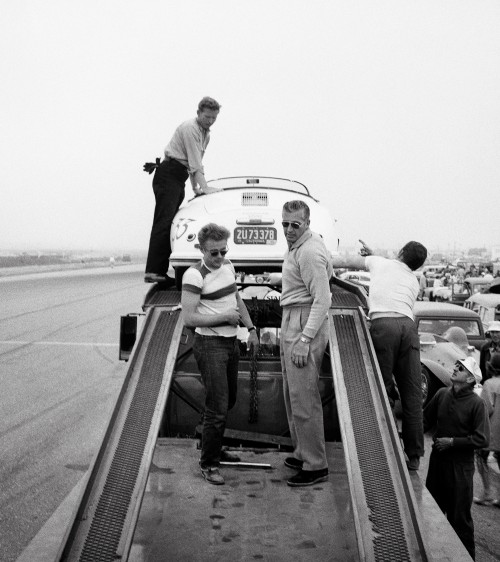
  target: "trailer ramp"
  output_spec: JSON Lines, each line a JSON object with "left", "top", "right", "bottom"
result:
{"left": 329, "top": 305, "right": 429, "bottom": 562}
{"left": 58, "top": 296, "right": 183, "bottom": 562}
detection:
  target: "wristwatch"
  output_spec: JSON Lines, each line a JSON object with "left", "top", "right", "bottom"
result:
{"left": 300, "top": 335, "right": 311, "bottom": 344}
{"left": 248, "top": 326, "right": 256, "bottom": 332}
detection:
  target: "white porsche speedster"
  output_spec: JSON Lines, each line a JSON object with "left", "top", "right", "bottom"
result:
{"left": 168, "top": 176, "right": 339, "bottom": 288}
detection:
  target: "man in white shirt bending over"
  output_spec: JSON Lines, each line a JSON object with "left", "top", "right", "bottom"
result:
{"left": 331, "top": 240, "right": 428, "bottom": 471}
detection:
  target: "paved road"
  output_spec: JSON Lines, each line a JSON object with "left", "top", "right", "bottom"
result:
{"left": 0, "top": 265, "right": 147, "bottom": 562}
{"left": 1, "top": 265, "right": 499, "bottom": 561}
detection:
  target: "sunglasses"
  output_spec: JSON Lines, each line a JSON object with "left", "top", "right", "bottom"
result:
{"left": 454, "top": 363, "right": 465, "bottom": 372}
{"left": 282, "top": 221, "right": 303, "bottom": 229}
{"left": 206, "top": 248, "right": 228, "bottom": 257}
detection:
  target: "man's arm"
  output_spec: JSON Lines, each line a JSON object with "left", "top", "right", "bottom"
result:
{"left": 236, "top": 292, "right": 260, "bottom": 353}
{"left": 181, "top": 127, "right": 221, "bottom": 194}
{"left": 181, "top": 290, "right": 239, "bottom": 328}
{"left": 190, "top": 174, "right": 203, "bottom": 195}
{"left": 331, "top": 254, "right": 367, "bottom": 270}
{"left": 330, "top": 239, "right": 371, "bottom": 270}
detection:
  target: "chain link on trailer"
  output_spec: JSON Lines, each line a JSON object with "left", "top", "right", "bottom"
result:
{"left": 248, "top": 348, "right": 259, "bottom": 423}
{"left": 248, "top": 299, "right": 259, "bottom": 423}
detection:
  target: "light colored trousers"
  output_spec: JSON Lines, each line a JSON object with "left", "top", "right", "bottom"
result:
{"left": 280, "top": 306, "right": 329, "bottom": 471}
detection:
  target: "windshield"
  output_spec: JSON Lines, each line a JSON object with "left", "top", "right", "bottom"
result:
{"left": 417, "top": 318, "right": 481, "bottom": 337}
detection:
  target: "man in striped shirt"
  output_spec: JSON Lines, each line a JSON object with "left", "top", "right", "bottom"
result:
{"left": 181, "top": 223, "right": 259, "bottom": 485}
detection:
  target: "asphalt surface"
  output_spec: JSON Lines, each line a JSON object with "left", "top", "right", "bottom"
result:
{"left": 1, "top": 264, "right": 499, "bottom": 561}
{"left": 0, "top": 264, "right": 147, "bottom": 562}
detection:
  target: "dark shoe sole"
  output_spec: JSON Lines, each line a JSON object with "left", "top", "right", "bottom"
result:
{"left": 406, "top": 457, "right": 420, "bottom": 471}
{"left": 287, "top": 474, "right": 329, "bottom": 487}
{"left": 200, "top": 468, "right": 225, "bottom": 485}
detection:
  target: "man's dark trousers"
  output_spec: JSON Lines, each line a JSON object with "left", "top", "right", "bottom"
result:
{"left": 145, "top": 159, "right": 188, "bottom": 276}
{"left": 370, "top": 316, "right": 424, "bottom": 458}
{"left": 426, "top": 453, "right": 476, "bottom": 559}
{"left": 193, "top": 334, "right": 239, "bottom": 468}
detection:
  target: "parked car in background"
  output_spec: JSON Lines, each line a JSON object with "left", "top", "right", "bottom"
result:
{"left": 418, "top": 332, "right": 477, "bottom": 406}
{"left": 425, "top": 276, "right": 492, "bottom": 304}
{"left": 433, "top": 276, "right": 493, "bottom": 305}
{"left": 464, "top": 292, "right": 500, "bottom": 326}
{"left": 414, "top": 301, "right": 486, "bottom": 351}
{"left": 413, "top": 302, "right": 484, "bottom": 405}
{"left": 422, "top": 264, "right": 449, "bottom": 279}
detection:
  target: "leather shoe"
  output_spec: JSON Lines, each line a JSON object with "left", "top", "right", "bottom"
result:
{"left": 200, "top": 466, "right": 225, "bottom": 485}
{"left": 287, "top": 468, "right": 328, "bottom": 487}
{"left": 407, "top": 456, "right": 420, "bottom": 471}
{"left": 144, "top": 273, "right": 168, "bottom": 283}
{"left": 220, "top": 450, "right": 241, "bottom": 463}
{"left": 284, "top": 457, "right": 303, "bottom": 469}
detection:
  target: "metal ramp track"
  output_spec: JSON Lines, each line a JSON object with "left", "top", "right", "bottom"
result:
{"left": 329, "top": 307, "right": 429, "bottom": 562}
{"left": 58, "top": 305, "right": 184, "bottom": 562}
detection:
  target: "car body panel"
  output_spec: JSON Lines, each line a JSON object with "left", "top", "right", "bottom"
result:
{"left": 338, "top": 270, "right": 371, "bottom": 291}
{"left": 424, "top": 276, "right": 491, "bottom": 303}
{"left": 414, "top": 301, "right": 486, "bottom": 351}
{"left": 419, "top": 336, "right": 478, "bottom": 387}
{"left": 465, "top": 292, "right": 500, "bottom": 327}
{"left": 169, "top": 176, "right": 338, "bottom": 281}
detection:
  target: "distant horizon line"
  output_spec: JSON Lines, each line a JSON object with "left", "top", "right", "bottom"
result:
{"left": 0, "top": 244, "right": 495, "bottom": 257}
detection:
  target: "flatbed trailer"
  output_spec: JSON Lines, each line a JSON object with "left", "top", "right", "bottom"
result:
{"left": 17, "top": 280, "right": 472, "bottom": 562}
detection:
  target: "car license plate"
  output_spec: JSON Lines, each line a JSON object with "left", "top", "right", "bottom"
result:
{"left": 234, "top": 227, "right": 277, "bottom": 245}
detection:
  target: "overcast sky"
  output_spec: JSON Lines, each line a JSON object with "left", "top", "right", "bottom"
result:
{"left": 1, "top": 0, "right": 499, "bottom": 255}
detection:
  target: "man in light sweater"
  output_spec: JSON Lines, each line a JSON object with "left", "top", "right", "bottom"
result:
{"left": 280, "top": 200, "right": 333, "bottom": 487}
{"left": 331, "top": 240, "right": 428, "bottom": 471}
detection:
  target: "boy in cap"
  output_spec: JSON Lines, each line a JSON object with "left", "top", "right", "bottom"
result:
{"left": 424, "top": 356, "right": 489, "bottom": 560}
{"left": 480, "top": 320, "right": 500, "bottom": 383}
{"left": 474, "top": 352, "right": 500, "bottom": 507}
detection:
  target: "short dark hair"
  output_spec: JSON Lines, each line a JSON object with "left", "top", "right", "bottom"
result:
{"left": 398, "top": 241, "right": 427, "bottom": 271}
{"left": 198, "top": 223, "right": 230, "bottom": 247}
{"left": 198, "top": 97, "right": 221, "bottom": 112}
{"left": 282, "top": 200, "right": 310, "bottom": 220}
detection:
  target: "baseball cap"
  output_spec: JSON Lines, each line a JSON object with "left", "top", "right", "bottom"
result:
{"left": 487, "top": 320, "right": 500, "bottom": 333}
{"left": 458, "top": 357, "right": 482, "bottom": 384}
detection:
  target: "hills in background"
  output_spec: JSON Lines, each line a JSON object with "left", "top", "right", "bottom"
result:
{"left": 1, "top": 244, "right": 498, "bottom": 269}
{"left": 0, "top": 249, "right": 147, "bottom": 269}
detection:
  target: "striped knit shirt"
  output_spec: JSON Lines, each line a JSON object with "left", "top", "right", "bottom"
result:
{"left": 182, "top": 259, "right": 238, "bottom": 337}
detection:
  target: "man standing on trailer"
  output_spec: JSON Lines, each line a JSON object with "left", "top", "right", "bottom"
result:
{"left": 330, "top": 240, "right": 428, "bottom": 471}
{"left": 143, "top": 97, "right": 222, "bottom": 284}
{"left": 181, "top": 223, "right": 259, "bottom": 485}
{"left": 280, "top": 200, "right": 332, "bottom": 487}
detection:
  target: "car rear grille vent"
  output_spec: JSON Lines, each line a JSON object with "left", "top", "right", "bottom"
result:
{"left": 241, "top": 192, "right": 268, "bottom": 206}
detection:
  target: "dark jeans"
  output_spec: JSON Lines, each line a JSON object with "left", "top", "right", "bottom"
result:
{"left": 370, "top": 316, "right": 424, "bottom": 457}
{"left": 145, "top": 159, "right": 188, "bottom": 276}
{"left": 426, "top": 453, "right": 476, "bottom": 559}
{"left": 193, "top": 334, "right": 240, "bottom": 468}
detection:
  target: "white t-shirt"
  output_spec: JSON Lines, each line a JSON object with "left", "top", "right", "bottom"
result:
{"left": 365, "top": 256, "right": 419, "bottom": 320}
{"left": 182, "top": 259, "right": 238, "bottom": 337}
